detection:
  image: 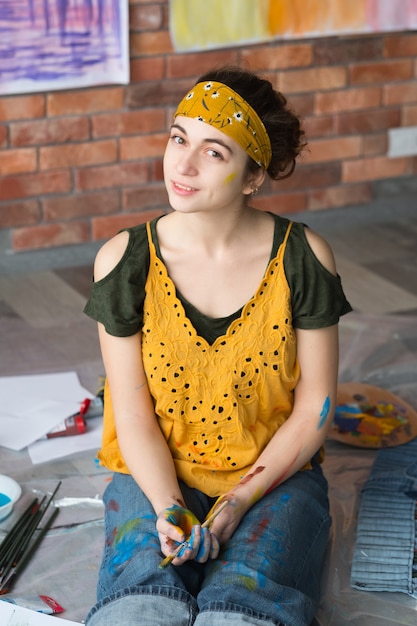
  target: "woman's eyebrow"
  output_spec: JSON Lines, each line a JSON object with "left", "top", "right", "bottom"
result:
{"left": 170, "top": 123, "right": 234, "bottom": 154}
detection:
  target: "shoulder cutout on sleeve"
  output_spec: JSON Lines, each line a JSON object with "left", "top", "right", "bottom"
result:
{"left": 303, "top": 227, "right": 337, "bottom": 277}
{"left": 94, "top": 231, "right": 130, "bottom": 282}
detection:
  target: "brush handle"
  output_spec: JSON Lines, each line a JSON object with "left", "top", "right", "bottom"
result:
{"left": 158, "top": 539, "right": 189, "bottom": 569}
{"left": 201, "top": 499, "right": 229, "bottom": 529}
{"left": 0, "top": 507, "right": 59, "bottom": 595}
{"left": 158, "top": 499, "right": 229, "bottom": 569}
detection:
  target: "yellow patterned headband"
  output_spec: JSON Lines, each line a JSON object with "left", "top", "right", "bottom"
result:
{"left": 174, "top": 81, "right": 272, "bottom": 169}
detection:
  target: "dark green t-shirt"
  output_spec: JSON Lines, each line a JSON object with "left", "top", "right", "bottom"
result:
{"left": 84, "top": 214, "right": 352, "bottom": 343}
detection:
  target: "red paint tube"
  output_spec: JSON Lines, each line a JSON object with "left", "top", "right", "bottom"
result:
{"left": 81, "top": 395, "right": 104, "bottom": 419}
{"left": 46, "top": 414, "right": 86, "bottom": 438}
{"left": 2, "top": 594, "right": 64, "bottom": 614}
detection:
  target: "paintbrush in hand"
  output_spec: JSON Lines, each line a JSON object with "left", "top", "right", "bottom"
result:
{"left": 158, "top": 499, "right": 229, "bottom": 569}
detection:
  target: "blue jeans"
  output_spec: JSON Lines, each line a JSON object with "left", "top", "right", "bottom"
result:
{"left": 86, "top": 460, "right": 330, "bottom": 626}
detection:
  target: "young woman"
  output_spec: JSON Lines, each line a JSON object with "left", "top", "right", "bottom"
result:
{"left": 84, "top": 66, "right": 351, "bottom": 626}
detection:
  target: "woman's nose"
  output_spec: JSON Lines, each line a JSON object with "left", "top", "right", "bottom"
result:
{"left": 176, "top": 150, "right": 198, "bottom": 176}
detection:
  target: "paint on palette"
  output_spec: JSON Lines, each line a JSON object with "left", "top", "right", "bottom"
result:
{"left": 330, "top": 383, "right": 417, "bottom": 448}
{"left": 333, "top": 401, "right": 408, "bottom": 439}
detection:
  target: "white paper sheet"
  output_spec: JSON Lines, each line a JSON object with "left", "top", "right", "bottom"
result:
{"left": 0, "top": 599, "right": 82, "bottom": 624}
{"left": 28, "top": 416, "right": 102, "bottom": 464}
{"left": 0, "top": 372, "right": 93, "bottom": 451}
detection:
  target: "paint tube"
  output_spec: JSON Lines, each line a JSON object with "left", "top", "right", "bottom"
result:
{"left": 45, "top": 414, "right": 86, "bottom": 439}
{"left": 37, "top": 393, "right": 103, "bottom": 441}
{"left": 82, "top": 395, "right": 104, "bottom": 419}
{"left": 1, "top": 594, "right": 64, "bottom": 614}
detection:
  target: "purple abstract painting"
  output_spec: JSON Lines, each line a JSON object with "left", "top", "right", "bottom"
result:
{"left": 0, "top": 0, "right": 129, "bottom": 95}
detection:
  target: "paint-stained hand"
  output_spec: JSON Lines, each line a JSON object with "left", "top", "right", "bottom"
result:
{"left": 156, "top": 505, "right": 217, "bottom": 565}
{"left": 208, "top": 494, "right": 248, "bottom": 545}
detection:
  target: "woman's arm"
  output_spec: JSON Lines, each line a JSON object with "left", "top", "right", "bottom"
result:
{"left": 99, "top": 326, "right": 215, "bottom": 561}
{"left": 210, "top": 323, "right": 339, "bottom": 543}
{"left": 98, "top": 325, "right": 184, "bottom": 514}
{"left": 210, "top": 229, "right": 340, "bottom": 542}
{"left": 94, "top": 231, "right": 183, "bottom": 515}
{"left": 94, "top": 235, "right": 215, "bottom": 562}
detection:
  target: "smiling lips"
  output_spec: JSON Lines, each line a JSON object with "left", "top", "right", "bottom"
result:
{"left": 172, "top": 181, "right": 198, "bottom": 195}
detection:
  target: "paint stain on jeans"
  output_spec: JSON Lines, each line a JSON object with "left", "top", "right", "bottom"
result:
{"left": 108, "top": 515, "right": 154, "bottom": 574}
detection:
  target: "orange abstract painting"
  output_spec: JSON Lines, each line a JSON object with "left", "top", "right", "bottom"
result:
{"left": 170, "top": 0, "right": 417, "bottom": 52}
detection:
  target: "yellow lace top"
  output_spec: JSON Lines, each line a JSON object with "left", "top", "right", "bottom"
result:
{"left": 98, "top": 221, "right": 302, "bottom": 496}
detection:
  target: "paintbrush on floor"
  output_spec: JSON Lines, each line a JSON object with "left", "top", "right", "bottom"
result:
{"left": 0, "top": 481, "right": 61, "bottom": 594}
{"left": 0, "top": 507, "right": 60, "bottom": 595}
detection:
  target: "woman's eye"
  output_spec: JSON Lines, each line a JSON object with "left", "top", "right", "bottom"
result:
{"left": 170, "top": 135, "right": 185, "bottom": 145}
{"left": 207, "top": 149, "right": 223, "bottom": 159}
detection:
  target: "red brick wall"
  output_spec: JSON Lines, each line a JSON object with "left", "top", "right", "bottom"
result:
{"left": 1, "top": 0, "right": 417, "bottom": 253}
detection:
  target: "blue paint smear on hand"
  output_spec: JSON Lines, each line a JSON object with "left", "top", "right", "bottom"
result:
{"left": 318, "top": 395, "right": 331, "bottom": 429}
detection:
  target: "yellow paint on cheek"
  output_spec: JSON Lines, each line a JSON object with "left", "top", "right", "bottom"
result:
{"left": 224, "top": 172, "right": 237, "bottom": 185}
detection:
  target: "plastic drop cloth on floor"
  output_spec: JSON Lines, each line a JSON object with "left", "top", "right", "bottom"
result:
{"left": 316, "top": 312, "right": 417, "bottom": 626}
{"left": 0, "top": 311, "right": 416, "bottom": 625}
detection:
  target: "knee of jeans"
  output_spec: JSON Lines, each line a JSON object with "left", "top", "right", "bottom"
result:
{"left": 194, "top": 610, "right": 279, "bottom": 625}
{"left": 87, "top": 591, "right": 197, "bottom": 626}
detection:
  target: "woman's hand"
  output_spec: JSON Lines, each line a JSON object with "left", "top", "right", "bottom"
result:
{"left": 206, "top": 494, "right": 249, "bottom": 545}
{"left": 156, "top": 505, "right": 219, "bottom": 564}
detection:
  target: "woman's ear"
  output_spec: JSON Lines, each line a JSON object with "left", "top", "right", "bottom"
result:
{"left": 243, "top": 167, "right": 266, "bottom": 197}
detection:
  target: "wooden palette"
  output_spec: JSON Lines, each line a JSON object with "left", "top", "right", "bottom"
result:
{"left": 328, "top": 382, "right": 417, "bottom": 448}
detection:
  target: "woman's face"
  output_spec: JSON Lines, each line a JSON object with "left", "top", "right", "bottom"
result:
{"left": 163, "top": 115, "right": 254, "bottom": 216}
